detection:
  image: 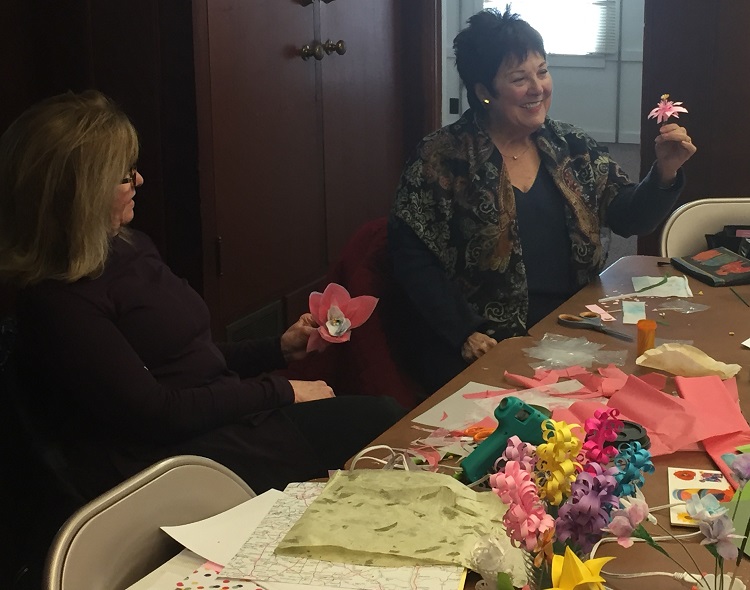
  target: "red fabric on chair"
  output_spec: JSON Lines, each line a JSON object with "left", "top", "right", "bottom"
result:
{"left": 282, "top": 217, "right": 423, "bottom": 409}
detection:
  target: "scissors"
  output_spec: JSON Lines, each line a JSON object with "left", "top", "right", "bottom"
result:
{"left": 557, "top": 311, "right": 634, "bottom": 342}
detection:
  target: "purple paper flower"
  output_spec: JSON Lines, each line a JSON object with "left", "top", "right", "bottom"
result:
{"left": 555, "top": 464, "right": 619, "bottom": 554}
{"left": 730, "top": 453, "right": 750, "bottom": 485}
{"left": 500, "top": 435, "right": 537, "bottom": 473}
{"left": 699, "top": 514, "right": 743, "bottom": 560}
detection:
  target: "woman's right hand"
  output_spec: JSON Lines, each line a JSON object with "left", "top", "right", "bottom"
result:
{"left": 461, "top": 332, "right": 498, "bottom": 363}
{"left": 290, "top": 380, "right": 335, "bottom": 403}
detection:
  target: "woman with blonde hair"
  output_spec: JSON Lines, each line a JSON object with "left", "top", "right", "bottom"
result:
{"left": 0, "top": 90, "right": 138, "bottom": 284}
{"left": 0, "top": 90, "right": 403, "bottom": 497}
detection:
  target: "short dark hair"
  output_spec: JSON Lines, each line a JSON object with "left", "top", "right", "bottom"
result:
{"left": 454, "top": 6, "right": 546, "bottom": 111}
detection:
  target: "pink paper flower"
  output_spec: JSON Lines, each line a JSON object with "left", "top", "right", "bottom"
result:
{"left": 490, "top": 461, "right": 555, "bottom": 551}
{"left": 647, "top": 93, "right": 688, "bottom": 124}
{"left": 307, "top": 283, "right": 378, "bottom": 352}
{"left": 603, "top": 497, "right": 655, "bottom": 548}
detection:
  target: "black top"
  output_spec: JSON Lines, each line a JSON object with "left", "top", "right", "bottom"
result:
{"left": 515, "top": 165, "right": 577, "bottom": 327}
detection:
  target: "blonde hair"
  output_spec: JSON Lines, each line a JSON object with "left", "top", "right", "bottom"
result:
{"left": 0, "top": 90, "right": 139, "bottom": 286}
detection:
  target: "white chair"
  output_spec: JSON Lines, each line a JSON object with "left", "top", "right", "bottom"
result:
{"left": 42, "top": 455, "right": 255, "bottom": 590}
{"left": 659, "top": 197, "right": 750, "bottom": 257}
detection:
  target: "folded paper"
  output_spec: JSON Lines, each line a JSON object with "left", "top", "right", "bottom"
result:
{"left": 275, "top": 469, "right": 526, "bottom": 584}
{"left": 636, "top": 343, "right": 741, "bottom": 378}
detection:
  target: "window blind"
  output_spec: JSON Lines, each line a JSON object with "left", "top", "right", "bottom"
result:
{"left": 483, "top": 0, "right": 619, "bottom": 56}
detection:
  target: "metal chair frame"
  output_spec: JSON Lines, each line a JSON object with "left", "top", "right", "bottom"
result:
{"left": 43, "top": 455, "right": 255, "bottom": 590}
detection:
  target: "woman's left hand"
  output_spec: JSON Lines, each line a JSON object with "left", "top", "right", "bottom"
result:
{"left": 654, "top": 123, "right": 697, "bottom": 186}
{"left": 281, "top": 313, "right": 318, "bottom": 363}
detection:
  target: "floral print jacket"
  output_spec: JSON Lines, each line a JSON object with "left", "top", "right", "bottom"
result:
{"left": 390, "top": 109, "right": 680, "bottom": 343}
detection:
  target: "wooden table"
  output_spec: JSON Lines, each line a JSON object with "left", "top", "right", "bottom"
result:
{"left": 365, "top": 256, "right": 750, "bottom": 590}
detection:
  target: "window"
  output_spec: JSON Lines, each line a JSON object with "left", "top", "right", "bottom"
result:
{"left": 483, "top": 0, "right": 618, "bottom": 56}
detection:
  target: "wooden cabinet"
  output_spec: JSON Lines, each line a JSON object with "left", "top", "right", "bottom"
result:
{"left": 1, "top": 1, "right": 440, "bottom": 330}
{"left": 193, "top": 0, "right": 421, "bottom": 339}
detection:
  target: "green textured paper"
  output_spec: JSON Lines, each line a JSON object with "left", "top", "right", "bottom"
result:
{"left": 275, "top": 469, "right": 518, "bottom": 570}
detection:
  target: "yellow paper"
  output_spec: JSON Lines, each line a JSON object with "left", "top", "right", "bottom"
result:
{"left": 636, "top": 343, "right": 741, "bottom": 379}
{"left": 275, "top": 469, "right": 526, "bottom": 584}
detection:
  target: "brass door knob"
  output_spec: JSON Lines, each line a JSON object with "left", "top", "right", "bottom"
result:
{"left": 300, "top": 43, "right": 325, "bottom": 61}
{"left": 323, "top": 39, "right": 346, "bottom": 55}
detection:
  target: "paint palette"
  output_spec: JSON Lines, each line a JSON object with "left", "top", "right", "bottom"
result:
{"left": 667, "top": 467, "right": 734, "bottom": 526}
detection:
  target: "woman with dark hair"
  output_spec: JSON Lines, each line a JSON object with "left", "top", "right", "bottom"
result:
{"left": 389, "top": 8, "right": 696, "bottom": 392}
{"left": 0, "top": 90, "right": 404, "bottom": 497}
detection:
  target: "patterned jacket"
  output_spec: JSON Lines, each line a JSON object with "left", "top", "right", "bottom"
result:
{"left": 391, "top": 109, "right": 679, "bottom": 341}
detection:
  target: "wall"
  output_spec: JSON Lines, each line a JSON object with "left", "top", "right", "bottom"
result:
{"left": 638, "top": 1, "right": 750, "bottom": 254}
{"left": 441, "top": 0, "right": 645, "bottom": 144}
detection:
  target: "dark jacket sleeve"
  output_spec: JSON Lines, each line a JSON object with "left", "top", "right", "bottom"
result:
{"left": 216, "top": 338, "right": 288, "bottom": 378}
{"left": 605, "top": 162, "right": 685, "bottom": 237}
{"left": 18, "top": 291, "right": 294, "bottom": 444}
{"left": 387, "top": 216, "right": 503, "bottom": 350}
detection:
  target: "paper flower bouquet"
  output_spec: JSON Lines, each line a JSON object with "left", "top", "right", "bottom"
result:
{"left": 480, "top": 408, "right": 749, "bottom": 590}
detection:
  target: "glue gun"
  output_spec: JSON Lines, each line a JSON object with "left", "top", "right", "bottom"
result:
{"left": 460, "top": 396, "right": 549, "bottom": 483}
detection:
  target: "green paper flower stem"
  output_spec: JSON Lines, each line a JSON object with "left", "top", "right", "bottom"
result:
{"left": 651, "top": 522, "right": 705, "bottom": 585}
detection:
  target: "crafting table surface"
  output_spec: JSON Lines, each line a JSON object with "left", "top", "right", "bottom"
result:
{"left": 364, "top": 255, "right": 750, "bottom": 590}
{"left": 133, "top": 256, "right": 750, "bottom": 590}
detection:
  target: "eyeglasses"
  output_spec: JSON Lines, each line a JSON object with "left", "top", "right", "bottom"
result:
{"left": 120, "top": 166, "right": 137, "bottom": 189}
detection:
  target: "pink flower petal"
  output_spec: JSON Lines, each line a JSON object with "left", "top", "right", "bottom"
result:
{"left": 340, "top": 295, "right": 378, "bottom": 328}
{"left": 308, "top": 291, "right": 325, "bottom": 325}
{"left": 319, "top": 283, "right": 352, "bottom": 313}
{"left": 306, "top": 330, "right": 329, "bottom": 353}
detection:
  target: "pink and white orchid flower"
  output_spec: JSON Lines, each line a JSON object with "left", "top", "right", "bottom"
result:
{"left": 603, "top": 497, "right": 656, "bottom": 548}
{"left": 647, "top": 93, "right": 688, "bottom": 124}
{"left": 307, "top": 283, "right": 378, "bottom": 352}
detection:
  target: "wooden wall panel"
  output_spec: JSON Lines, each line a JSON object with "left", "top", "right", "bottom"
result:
{"left": 639, "top": 1, "right": 750, "bottom": 254}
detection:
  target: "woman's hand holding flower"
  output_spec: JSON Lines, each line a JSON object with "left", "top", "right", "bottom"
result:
{"left": 281, "top": 313, "right": 318, "bottom": 363}
{"left": 654, "top": 123, "right": 697, "bottom": 186}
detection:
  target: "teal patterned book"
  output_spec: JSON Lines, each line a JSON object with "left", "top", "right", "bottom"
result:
{"left": 671, "top": 247, "right": 750, "bottom": 286}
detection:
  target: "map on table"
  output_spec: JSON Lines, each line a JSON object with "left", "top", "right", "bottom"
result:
{"left": 220, "top": 481, "right": 465, "bottom": 590}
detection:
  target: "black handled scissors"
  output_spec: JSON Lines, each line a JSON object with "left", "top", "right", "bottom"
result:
{"left": 557, "top": 311, "right": 634, "bottom": 342}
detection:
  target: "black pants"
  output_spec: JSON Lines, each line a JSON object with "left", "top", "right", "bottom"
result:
{"left": 281, "top": 395, "right": 407, "bottom": 470}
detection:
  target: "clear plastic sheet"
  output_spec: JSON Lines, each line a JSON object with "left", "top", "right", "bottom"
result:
{"left": 523, "top": 333, "right": 628, "bottom": 369}
{"left": 654, "top": 298, "right": 709, "bottom": 314}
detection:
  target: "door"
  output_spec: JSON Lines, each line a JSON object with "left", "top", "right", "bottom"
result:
{"left": 319, "top": 0, "right": 406, "bottom": 261}
{"left": 194, "top": 0, "right": 328, "bottom": 337}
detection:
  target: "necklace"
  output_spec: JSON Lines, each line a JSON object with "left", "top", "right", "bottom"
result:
{"left": 498, "top": 142, "right": 532, "bottom": 161}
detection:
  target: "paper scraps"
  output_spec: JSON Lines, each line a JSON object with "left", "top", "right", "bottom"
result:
{"left": 622, "top": 301, "right": 646, "bottom": 324}
{"left": 599, "top": 275, "right": 693, "bottom": 303}
{"left": 523, "top": 333, "right": 627, "bottom": 368}
{"left": 636, "top": 343, "right": 742, "bottom": 379}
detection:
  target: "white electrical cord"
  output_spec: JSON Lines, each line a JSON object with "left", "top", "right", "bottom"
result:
{"left": 349, "top": 444, "right": 462, "bottom": 473}
{"left": 588, "top": 496, "right": 709, "bottom": 586}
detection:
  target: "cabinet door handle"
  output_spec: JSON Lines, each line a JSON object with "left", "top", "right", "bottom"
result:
{"left": 323, "top": 39, "right": 346, "bottom": 55}
{"left": 298, "top": 0, "right": 314, "bottom": 5}
{"left": 300, "top": 43, "right": 325, "bottom": 61}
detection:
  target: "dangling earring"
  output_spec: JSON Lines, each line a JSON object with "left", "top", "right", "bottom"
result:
{"left": 483, "top": 98, "right": 490, "bottom": 105}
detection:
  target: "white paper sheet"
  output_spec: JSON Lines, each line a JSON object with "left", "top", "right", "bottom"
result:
{"left": 411, "top": 381, "right": 510, "bottom": 429}
{"left": 161, "top": 489, "right": 287, "bottom": 566}
{"left": 631, "top": 275, "right": 693, "bottom": 298}
{"left": 411, "top": 380, "right": 591, "bottom": 430}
